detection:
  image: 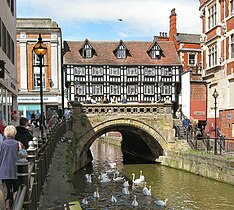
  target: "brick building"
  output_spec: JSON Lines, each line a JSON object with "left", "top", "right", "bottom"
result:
{"left": 0, "top": 0, "right": 18, "bottom": 124}
{"left": 16, "top": 18, "right": 63, "bottom": 119}
{"left": 199, "top": 0, "right": 234, "bottom": 138}
{"left": 164, "top": 9, "right": 206, "bottom": 129}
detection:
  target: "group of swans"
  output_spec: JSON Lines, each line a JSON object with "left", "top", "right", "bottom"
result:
{"left": 83, "top": 169, "right": 168, "bottom": 207}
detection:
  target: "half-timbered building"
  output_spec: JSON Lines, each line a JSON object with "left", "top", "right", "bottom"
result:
{"left": 63, "top": 38, "right": 182, "bottom": 112}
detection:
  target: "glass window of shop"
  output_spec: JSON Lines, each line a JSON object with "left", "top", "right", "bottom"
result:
{"left": 0, "top": 86, "right": 13, "bottom": 125}
{"left": 18, "top": 104, "right": 40, "bottom": 120}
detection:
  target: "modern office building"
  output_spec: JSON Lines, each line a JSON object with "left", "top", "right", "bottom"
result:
{"left": 16, "top": 18, "right": 63, "bottom": 119}
{"left": 0, "top": 0, "right": 18, "bottom": 124}
{"left": 200, "top": 0, "right": 234, "bottom": 138}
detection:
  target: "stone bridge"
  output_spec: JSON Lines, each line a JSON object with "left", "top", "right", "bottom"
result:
{"left": 70, "top": 102, "right": 181, "bottom": 172}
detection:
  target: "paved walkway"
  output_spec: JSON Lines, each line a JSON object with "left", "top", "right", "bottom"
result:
{"left": 35, "top": 127, "right": 78, "bottom": 210}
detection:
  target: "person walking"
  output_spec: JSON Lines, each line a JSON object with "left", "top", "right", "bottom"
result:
{"left": 15, "top": 117, "right": 33, "bottom": 150}
{"left": 35, "top": 110, "right": 40, "bottom": 128}
{"left": 0, "top": 125, "right": 22, "bottom": 210}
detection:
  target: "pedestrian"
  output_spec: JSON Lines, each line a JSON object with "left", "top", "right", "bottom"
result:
{"left": 35, "top": 110, "right": 40, "bottom": 127}
{"left": 111, "top": 96, "right": 117, "bottom": 104}
{"left": 103, "top": 95, "right": 109, "bottom": 104}
{"left": 8, "top": 112, "right": 19, "bottom": 127}
{"left": 0, "top": 119, "right": 5, "bottom": 137}
{"left": 91, "top": 96, "right": 97, "bottom": 104}
{"left": 30, "top": 111, "right": 35, "bottom": 126}
{"left": 0, "top": 125, "right": 22, "bottom": 210}
{"left": 39, "top": 112, "right": 47, "bottom": 130}
{"left": 121, "top": 95, "right": 127, "bottom": 104}
{"left": 15, "top": 117, "right": 33, "bottom": 150}
{"left": 48, "top": 115, "right": 58, "bottom": 129}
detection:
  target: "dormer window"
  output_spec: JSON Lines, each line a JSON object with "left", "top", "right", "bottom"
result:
{"left": 149, "top": 43, "right": 161, "bottom": 59}
{"left": 116, "top": 44, "right": 126, "bottom": 59}
{"left": 83, "top": 42, "right": 92, "bottom": 58}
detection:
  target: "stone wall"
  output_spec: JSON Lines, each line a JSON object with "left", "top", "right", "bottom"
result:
{"left": 159, "top": 150, "right": 234, "bottom": 185}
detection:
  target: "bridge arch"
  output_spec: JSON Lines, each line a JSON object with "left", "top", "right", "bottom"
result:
{"left": 71, "top": 102, "right": 175, "bottom": 172}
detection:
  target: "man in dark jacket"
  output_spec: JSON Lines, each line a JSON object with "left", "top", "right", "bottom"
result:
{"left": 15, "top": 117, "right": 33, "bottom": 149}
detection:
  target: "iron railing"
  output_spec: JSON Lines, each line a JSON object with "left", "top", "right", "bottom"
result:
{"left": 12, "top": 119, "right": 67, "bottom": 210}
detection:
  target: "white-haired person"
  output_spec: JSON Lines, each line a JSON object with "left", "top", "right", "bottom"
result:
{"left": 0, "top": 125, "right": 22, "bottom": 210}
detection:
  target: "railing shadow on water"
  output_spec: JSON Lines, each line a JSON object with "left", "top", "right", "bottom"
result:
{"left": 12, "top": 119, "right": 68, "bottom": 210}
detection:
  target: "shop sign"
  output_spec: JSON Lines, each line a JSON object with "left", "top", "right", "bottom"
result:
{"left": 194, "top": 111, "right": 205, "bottom": 115}
{"left": 18, "top": 96, "right": 58, "bottom": 103}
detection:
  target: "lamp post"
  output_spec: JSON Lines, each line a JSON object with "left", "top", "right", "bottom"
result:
{"left": 212, "top": 89, "right": 219, "bottom": 154}
{"left": 33, "top": 34, "right": 47, "bottom": 138}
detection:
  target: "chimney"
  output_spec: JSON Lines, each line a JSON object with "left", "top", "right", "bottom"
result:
{"left": 169, "top": 8, "right": 177, "bottom": 41}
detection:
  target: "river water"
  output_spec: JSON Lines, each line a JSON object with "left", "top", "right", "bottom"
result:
{"left": 72, "top": 140, "right": 234, "bottom": 210}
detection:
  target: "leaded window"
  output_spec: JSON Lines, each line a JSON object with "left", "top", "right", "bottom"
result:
{"left": 92, "top": 67, "right": 103, "bottom": 76}
{"left": 208, "top": 4, "right": 217, "bottom": 29}
{"left": 83, "top": 42, "right": 92, "bottom": 58}
{"left": 208, "top": 44, "right": 217, "bottom": 67}
{"left": 74, "top": 67, "right": 85, "bottom": 75}
{"left": 127, "top": 67, "right": 138, "bottom": 76}
{"left": 149, "top": 44, "right": 161, "bottom": 59}
{"left": 162, "top": 85, "right": 171, "bottom": 95}
{"left": 144, "top": 67, "right": 156, "bottom": 76}
{"left": 92, "top": 85, "right": 103, "bottom": 95}
{"left": 110, "top": 67, "right": 120, "bottom": 76}
{"left": 116, "top": 44, "right": 126, "bottom": 59}
{"left": 144, "top": 85, "right": 154, "bottom": 95}
{"left": 127, "top": 85, "right": 138, "bottom": 95}
{"left": 76, "top": 85, "right": 86, "bottom": 95}
{"left": 110, "top": 85, "right": 120, "bottom": 95}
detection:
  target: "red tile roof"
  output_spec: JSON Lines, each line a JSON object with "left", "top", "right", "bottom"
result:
{"left": 63, "top": 40, "right": 182, "bottom": 66}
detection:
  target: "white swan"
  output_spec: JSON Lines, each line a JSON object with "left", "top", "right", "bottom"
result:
{"left": 100, "top": 176, "right": 111, "bottom": 183}
{"left": 131, "top": 195, "right": 138, "bottom": 207}
{"left": 81, "top": 198, "right": 88, "bottom": 205}
{"left": 139, "top": 170, "right": 145, "bottom": 181}
{"left": 154, "top": 198, "right": 168, "bottom": 206}
{"left": 85, "top": 174, "right": 92, "bottom": 183}
{"left": 132, "top": 173, "right": 142, "bottom": 185}
{"left": 93, "top": 188, "right": 100, "bottom": 198}
{"left": 142, "top": 182, "right": 151, "bottom": 196}
{"left": 123, "top": 179, "right": 129, "bottom": 187}
{"left": 113, "top": 173, "right": 124, "bottom": 182}
{"left": 98, "top": 172, "right": 108, "bottom": 180}
{"left": 109, "top": 162, "right": 117, "bottom": 169}
{"left": 110, "top": 195, "right": 117, "bottom": 203}
{"left": 122, "top": 187, "right": 130, "bottom": 195}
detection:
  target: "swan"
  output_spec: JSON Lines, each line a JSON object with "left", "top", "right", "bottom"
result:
{"left": 139, "top": 170, "right": 145, "bottom": 181}
{"left": 85, "top": 174, "right": 92, "bottom": 183}
{"left": 109, "top": 162, "right": 117, "bottom": 169}
{"left": 113, "top": 173, "right": 124, "bottom": 182}
{"left": 154, "top": 198, "right": 168, "bottom": 206}
{"left": 123, "top": 179, "right": 129, "bottom": 187}
{"left": 122, "top": 187, "right": 130, "bottom": 195}
{"left": 93, "top": 188, "right": 100, "bottom": 198}
{"left": 142, "top": 182, "right": 151, "bottom": 196}
{"left": 81, "top": 198, "right": 88, "bottom": 205}
{"left": 110, "top": 195, "right": 117, "bottom": 203}
{"left": 100, "top": 176, "right": 111, "bottom": 183}
{"left": 98, "top": 172, "right": 108, "bottom": 180}
{"left": 132, "top": 173, "right": 142, "bottom": 185}
{"left": 131, "top": 195, "right": 138, "bottom": 207}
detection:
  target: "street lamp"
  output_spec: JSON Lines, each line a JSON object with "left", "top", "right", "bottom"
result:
{"left": 212, "top": 89, "right": 219, "bottom": 154}
{"left": 33, "top": 34, "right": 47, "bottom": 138}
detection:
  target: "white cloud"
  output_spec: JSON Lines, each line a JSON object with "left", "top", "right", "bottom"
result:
{"left": 17, "top": 0, "right": 201, "bottom": 40}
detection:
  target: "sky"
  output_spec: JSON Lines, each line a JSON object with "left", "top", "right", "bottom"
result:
{"left": 17, "top": 0, "right": 201, "bottom": 41}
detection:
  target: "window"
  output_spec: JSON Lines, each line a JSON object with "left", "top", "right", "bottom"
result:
{"left": 161, "top": 67, "right": 172, "bottom": 76}
{"left": 127, "top": 67, "right": 138, "bottom": 76}
{"left": 110, "top": 85, "right": 120, "bottom": 95}
{"left": 76, "top": 85, "right": 85, "bottom": 95}
{"left": 188, "top": 53, "right": 196, "bottom": 66}
{"left": 162, "top": 85, "right": 171, "bottom": 95}
{"left": 144, "top": 85, "right": 154, "bottom": 95}
{"left": 33, "top": 72, "right": 45, "bottom": 91}
{"left": 144, "top": 67, "right": 156, "bottom": 76}
{"left": 92, "top": 67, "right": 103, "bottom": 76}
{"left": 149, "top": 44, "right": 161, "bottom": 59}
{"left": 110, "top": 67, "right": 120, "bottom": 76}
{"left": 74, "top": 67, "right": 85, "bottom": 75}
{"left": 2, "top": 23, "right": 6, "bottom": 53}
{"left": 33, "top": 52, "right": 45, "bottom": 65}
{"left": 127, "top": 85, "right": 138, "bottom": 95}
{"left": 208, "top": 44, "right": 217, "bottom": 67}
{"left": 231, "top": 0, "right": 234, "bottom": 15}
{"left": 208, "top": 4, "right": 217, "bottom": 29}
{"left": 231, "top": 34, "right": 234, "bottom": 58}
{"left": 83, "top": 42, "right": 92, "bottom": 58}
{"left": 92, "top": 85, "right": 102, "bottom": 95}
{"left": 116, "top": 44, "right": 126, "bottom": 59}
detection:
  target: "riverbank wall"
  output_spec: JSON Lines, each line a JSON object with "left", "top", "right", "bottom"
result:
{"left": 159, "top": 150, "right": 234, "bottom": 185}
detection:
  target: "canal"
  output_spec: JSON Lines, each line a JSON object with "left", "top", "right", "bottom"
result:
{"left": 72, "top": 140, "right": 234, "bottom": 210}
